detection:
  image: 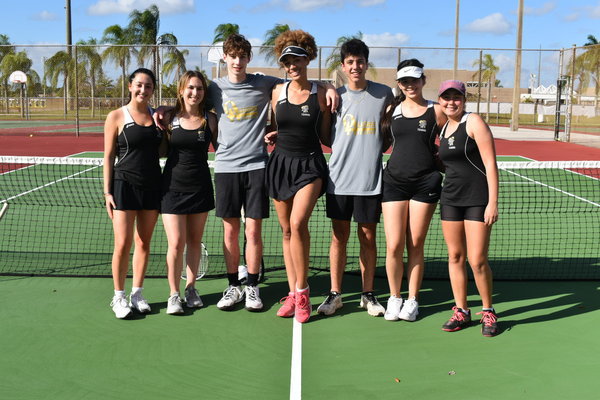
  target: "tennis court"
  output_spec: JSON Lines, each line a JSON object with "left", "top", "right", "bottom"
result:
{"left": 0, "top": 146, "right": 599, "bottom": 399}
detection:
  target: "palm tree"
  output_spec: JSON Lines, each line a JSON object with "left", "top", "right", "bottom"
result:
{"left": 77, "top": 38, "right": 104, "bottom": 117}
{"left": 260, "top": 24, "right": 290, "bottom": 64}
{"left": 44, "top": 50, "right": 75, "bottom": 116}
{"left": 575, "top": 35, "right": 600, "bottom": 107}
{"left": 162, "top": 48, "right": 189, "bottom": 85}
{"left": 0, "top": 34, "right": 16, "bottom": 113}
{"left": 127, "top": 4, "right": 160, "bottom": 67}
{"left": 472, "top": 53, "right": 499, "bottom": 121}
{"left": 102, "top": 24, "right": 132, "bottom": 105}
{"left": 325, "top": 31, "right": 377, "bottom": 83}
{"left": 212, "top": 23, "right": 240, "bottom": 43}
{"left": 0, "top": 50, "right": 37, "bottom": 115}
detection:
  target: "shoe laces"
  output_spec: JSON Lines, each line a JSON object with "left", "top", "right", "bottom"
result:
{"left": 297, "top": 293, "right": 309, "bottom": 310}
{"left": 323, "top": 292, "right": 339, "bottom": 305}
{"left": 186, "top": 287, "right": 199, "bottom": 299}
{"left": 279, "top": 295, "right": 294, "bottom": 305}
{"left": 450, "top": 306, "right": 468, "bottom": 322}
{"left": 476, "top": 310, "right": 497, "bottom": 326}
{"left": 247, "top": 286, "right": 258, "bottom": 301}
{"left": 222, "top": 286, "right": 239, "bottom": 300}
{"left": 363, "top": 292, "right": 378, "bottom": 305}
{"left": 111, "top": 296, "right": 127, "bottom": 307}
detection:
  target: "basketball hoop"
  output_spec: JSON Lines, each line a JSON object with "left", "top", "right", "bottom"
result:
{"left": 9, "top": 71, "right": 27, "bottom": 84}
{"left": 207, "top": 42, "right": 224, "bottom": 64}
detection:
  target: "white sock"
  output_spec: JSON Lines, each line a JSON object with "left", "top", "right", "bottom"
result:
{"left": 114, "top": 290, "right": 126, "bottom": 298}
{"left": 296, "top": 286, "right": 309, "bottom": 293}
{"left": 131, "top": 287, "right": 143, "bottom": 295}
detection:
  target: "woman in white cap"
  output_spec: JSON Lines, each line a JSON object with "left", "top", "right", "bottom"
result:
{"left": 264, "top": 30, "right": 331, "bottom": 323}
{"left": 437, "top": 80, "right": 499, "bottom": 337}
{"left": 379, "top": 59, "right": 446, "bottom": 322}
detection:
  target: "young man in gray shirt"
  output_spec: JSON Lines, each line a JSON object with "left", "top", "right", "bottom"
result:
{"left": 317, "top": 39, "right": 394, "bottom": 317}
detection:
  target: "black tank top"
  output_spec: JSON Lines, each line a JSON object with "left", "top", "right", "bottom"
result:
{"left": 384, "top": 101, "right": 439, "bottom": 183}
{"left": 438, "top": 113, "right": 488, "bottom": 206}
{"left": 274, "top": 82, "right": 322, "bottom": 156}
{"left": 114, "top": 106, "right": 163, "bottom": 190}
{"left": 162, "top": 114, "right": 212, "bottom": 192}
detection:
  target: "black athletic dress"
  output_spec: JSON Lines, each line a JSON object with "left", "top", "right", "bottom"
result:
{"left": 161, "top": 114, "right": 215, "bottom": 214}
{"left": 266, "top": 82, "right": 328, "bottom": 201}
{"left": 112, "top": 106, "right": 163, "bottom": 210}
{"left": 438, "top": 113, "right": 489, "bottom": 207}
{"left": 382, "top": 101, "right": 442, "bottom": 203}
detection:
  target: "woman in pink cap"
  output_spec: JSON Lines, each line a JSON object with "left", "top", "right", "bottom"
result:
{"left": 437, "top": 80, "right": 499, "bottom": 337}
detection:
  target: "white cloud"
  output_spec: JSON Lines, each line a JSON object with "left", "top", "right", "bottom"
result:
{"left": 564, "top": 12, "right": 580, "bottom": 22}
{"left": 358, "top": 0, "right": 386, "bottom": 6}
{"left": 363, "top": 32, "right": 410, "bottom": 47}
{"left": 465, "top": 13, "right": 512, "bottom": 35}
{"left": 88, "top": 0, "right": 195, "bottom": 15}
{"left": 284, "top": 0, "right": 385, "bottom": 12}
{"left": 590, "top": 3, "right": 600, "bottom": 18}
{"left": 523, "top": 1, "right": 556, "bottom": 16}
{"left": 33, "top": 11, "right": 58, "bottom": 21}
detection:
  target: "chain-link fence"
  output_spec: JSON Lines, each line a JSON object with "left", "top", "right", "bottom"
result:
{"left": 1, "top": 43, "right": 598, "bottom": 141}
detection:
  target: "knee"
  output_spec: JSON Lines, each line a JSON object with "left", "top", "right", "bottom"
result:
{"left": 134, "top": 236, "right": 152, "bottom": 253}
{"left": 290, "top": 218, "right": 308, "bottom": 236}
{"left": 357, "top": 231, "right": 376, "bottom": 251}
{"left": 447, "top": 251, "right": 465, "bottom": 265}
{"left": 468, "top": 257, "right": 489, "bottom": 274}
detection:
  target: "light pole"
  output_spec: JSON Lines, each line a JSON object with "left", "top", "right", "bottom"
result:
{"left": 453, "top": 0, "right": 460, "bottom": 79}
{"left": 511, "top": 0, "right": 524, "bottom": 131}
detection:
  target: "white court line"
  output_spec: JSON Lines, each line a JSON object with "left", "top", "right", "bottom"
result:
{"left": 502, "top": 168, "right": 600, "bottom": 208}
{"left": 290, "top": 319, "right": 302, "bottom": 400}
{"left": 2, "top": 165, "right": 101, "bottom": 203}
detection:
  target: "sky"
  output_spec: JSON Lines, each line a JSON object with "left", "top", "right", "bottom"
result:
{"left": 3, "top": 0, "right": 600, "bottom": 86}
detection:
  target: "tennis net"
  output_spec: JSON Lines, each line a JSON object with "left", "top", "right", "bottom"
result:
{"left": 1, "top": 156, "right": 599, "bottom": 280}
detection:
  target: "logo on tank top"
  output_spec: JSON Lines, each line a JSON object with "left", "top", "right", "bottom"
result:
{"left": 342, "top": 114, "right": 376, "bottom": 136}
{"left": 223, "top": 100, "right": 258, "bottom": 122}
{"left": 448, "top": 136, "right": 456, "bottom": 149}
{"left": 301, "top": 105, "right": 310, "bottom": 117}
{"left": 418, "top": 119, "right": 427, "bottom": 132}
{"left": 197, "top": 130, "right": 205, "bottom": 142}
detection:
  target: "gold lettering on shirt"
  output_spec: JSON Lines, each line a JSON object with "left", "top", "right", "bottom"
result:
{"left": 343, "top": 114, "right": 376, "bottom": 135}
{"left": 224, "top": 100, "right": 258, "bottom": 122}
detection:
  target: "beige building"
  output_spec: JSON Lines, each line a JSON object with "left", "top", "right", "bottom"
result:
{"left": 211, "top": 66, "right": 526, "bottom": 103}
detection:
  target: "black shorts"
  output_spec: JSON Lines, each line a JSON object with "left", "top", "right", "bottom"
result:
{"left": 382, "top": 171, "right": 442, "bottom": 203}
{"left": 161, "top": 190, "right": 215, "bottom": 215}
{"left": 214, "top": 169, "right": 269, "bottom": 219}
{"left": 440, "top": 204, "right": 486, "bottom": 222}
{"left": 266, "top": 149, "right": 328, "bottom": 201}
{"left": 326, "top": 193, "right": 381, "bottom": 224}
{"left": 112, "top": 179, "right": 161, "bottom": 211}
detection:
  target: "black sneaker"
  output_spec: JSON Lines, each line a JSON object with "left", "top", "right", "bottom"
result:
{"left": 477, "top": 310, "right": 499, "bottom": 337}
{"left": 442, "top": 306, "right": 471, "bottom": 332}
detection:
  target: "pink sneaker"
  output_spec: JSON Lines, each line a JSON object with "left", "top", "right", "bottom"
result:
{"left": 277, "top": 292, "right": 295, "bottom": 318}
{"left": 295, "top": 288, "right": 311, "bottom": 323}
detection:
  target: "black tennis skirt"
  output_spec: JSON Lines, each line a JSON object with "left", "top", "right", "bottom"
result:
{"left": 113, "top": 179, "right": 161, "bottom": 211}
{"left": 160, "top": 190, "right": 215, "bottom": 214}
{"left": 266, "top": 149, "right": 328, "bottom": 201}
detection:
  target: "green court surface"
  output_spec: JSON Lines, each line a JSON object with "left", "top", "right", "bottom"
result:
{"left": 0, "top": 272, "right": 599, "bottom": 400}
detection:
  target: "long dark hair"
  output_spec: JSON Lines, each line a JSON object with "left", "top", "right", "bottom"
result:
{"left": 126, "top": 68, "right": 156, "bottom": 104}
{"left": 380, "top": 59, "right": 425, "bottom": 139}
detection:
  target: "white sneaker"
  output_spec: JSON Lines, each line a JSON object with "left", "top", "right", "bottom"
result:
{"left": 129, "top": 291, "right": 151, "bottom": 313}
{"left": 244, "top": 285, "right": 263, "bottom": 311}
{"left": 317, "top": 292, "right": 343, "bottom": 316}
{"left": 384, "top": 296, "right": 403, "bottom": 321}
{"left": 359, "top": 292, "right": 385, "bottom": 317}
{"left": 399, "top": 297, "right": 419, "bottom": 321}
{"left": 217, "top": 285, "right": 244, "bottom": 310}
{"left": 167, "top": 293, "right": 184, "bottom": 315}
{"left": 111, "top": 295, "right": 132, "bottom": 319}
{"left": 185, "top": 287, "right": 203, "bottom": 308}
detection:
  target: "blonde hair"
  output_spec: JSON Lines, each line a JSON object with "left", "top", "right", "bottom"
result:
{"left": 274, "top": 30, "right": 318, "bottom": 62}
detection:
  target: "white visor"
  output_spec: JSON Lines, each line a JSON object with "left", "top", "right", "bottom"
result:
{"left": 396, "top": 66, "right": 423, "bottom": 80}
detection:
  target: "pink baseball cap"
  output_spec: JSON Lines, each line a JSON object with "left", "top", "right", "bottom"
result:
{"left": 438, "top": 80, "right": 466, "bottom": 96}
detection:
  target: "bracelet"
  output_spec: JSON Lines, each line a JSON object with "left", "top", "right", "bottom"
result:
{"left": 103, "top": 192, "right": 111, "bottom": 197}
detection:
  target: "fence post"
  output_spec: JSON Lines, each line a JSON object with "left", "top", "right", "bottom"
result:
{"left": 74, "top": 44, "right": 80, "bottom": 137}
{"left": 476, "top": 50, "right": 482, "bottom": 114}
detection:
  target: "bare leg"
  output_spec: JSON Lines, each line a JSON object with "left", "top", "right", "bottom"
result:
{"left": 330, "top": 219, "right": 351, "bottom": 293}
{"left": 382, "top": 201, "right": 409, "bottom": 297}
{"left": 405, "top": 200, "right": 437, "bottom": 299}
{"left": 131, "top": 209, "right": 159, "bottom": 288}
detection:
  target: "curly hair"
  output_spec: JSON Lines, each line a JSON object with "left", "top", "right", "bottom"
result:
{"left": 273, "top": 30, "right": 318, "bottom": 61}
{"left": 223, "top": 33, "right": 252, "bottom": 58}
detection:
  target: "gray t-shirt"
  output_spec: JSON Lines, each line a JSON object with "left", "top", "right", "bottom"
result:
{"left": 327, "top": 81, "right": 393, "bottom": 195}
{"left": 209, "top": 74, "right": 281, "bottom": 173}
